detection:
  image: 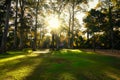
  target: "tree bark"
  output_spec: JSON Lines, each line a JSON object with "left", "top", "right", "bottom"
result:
{"left": 13, "top": 0, "right": 18, "bottom": 49}
{"left": 33, "top": 0, "right": 40, "bottom": 50}
{"left": 68, "top": 9, "right": 71, "bottom": 48}
{"left": 52, "top": 32, "right": 55, "bottom": 50}
{"left": 71, "top": 0, "right": 75, "bottom": 48}
{"left": 109, "top": 0, "right": 114, "bottom": 52}
{"left": 93, "top": 32, "right": 96, "bottom": 52}
{"left": 19, "top": 0, "right": 25, "bottom": 49}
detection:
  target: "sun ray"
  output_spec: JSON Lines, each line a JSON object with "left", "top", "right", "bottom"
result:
{"left": 46, "top": 14, "right": 60, "bottom": 29}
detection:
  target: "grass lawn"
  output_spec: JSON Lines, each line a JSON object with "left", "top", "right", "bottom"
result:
{"left": 0, "top": 49, "right": 120, "bottom": 80}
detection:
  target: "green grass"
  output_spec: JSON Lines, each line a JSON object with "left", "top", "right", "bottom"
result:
{"left": 0, "top": 49, "right": 120, "bottom": 80}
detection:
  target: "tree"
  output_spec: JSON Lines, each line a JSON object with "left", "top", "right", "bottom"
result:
{"left": 61, "top": 0, "right": 88, "bottom": 48}
{"left": 68, "top": 7, "right": 72, "bottom": 48}
{"left": 13, "top": 0, "right": 18, "bottom": 49}
{"left": 0, "top": 3, "right": 6, "bottom": 46}
{"left": 98, "top": 0, "right": 120, "bottom": 51}
{"left": 33, "top": 0, "right": 40, "bottom": 50}
{"left": 0, "top": 0, "right": 12, "bottom": 53}
{"left": 19, "top": 0, "right": 25, "bottom": 49}
{"left": 83, "top": 9, "right": 104, "bottom": 51}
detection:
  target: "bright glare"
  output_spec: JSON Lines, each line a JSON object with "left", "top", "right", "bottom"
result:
{"left": 75, "top": 0, "right": 98, "bottom": 26}
{"left": 47, "top": 15, "right": 60, "bottom": 29}
{"left": 49, "top": 18, "right": 59, "bottom": 28}
{"left": 88, "top": 0, "right": 98, "bottom": 10}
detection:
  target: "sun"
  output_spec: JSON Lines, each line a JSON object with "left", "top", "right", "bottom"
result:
{"left": 49, "top": 17, "right": 59, "bottom": 28}
{"left": 47, "top": 15, "right": 60, "bottom": 29}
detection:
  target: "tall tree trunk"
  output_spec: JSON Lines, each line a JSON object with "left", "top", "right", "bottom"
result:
{"left": 13, "top": 0, "right": 18, "bottom": 49}
{"left": 19, "top": 0, "right": 25, "bottom": 49}
{"left": 87, "top": 29, "right": 90, "bottom": 40}
{"left": 52, "top": 31, "right": 55, "bottom": 50}
{"left": 109, "top": 0, "right": 114, "bottom": 52}
{"left": 93, "top": 32, "right": 96, "bottom": 52}
{"left": 68, "top": 9, "right": 71, "bottom": 48}
{"left": 56, "top": 33, "right": 60, "bottom": 50}
{"left": 71, "top": 0, "right": 75, "bottom": 48}
{"left": 33, "top": 0, "right": 39, "bottom": 50}
{"left": 0, "top": 0, "right": 11, "bottom": 53}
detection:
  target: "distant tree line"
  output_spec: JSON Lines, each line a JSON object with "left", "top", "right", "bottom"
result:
{"left": 0, "top": 0, "right": 119, "bottom": 53}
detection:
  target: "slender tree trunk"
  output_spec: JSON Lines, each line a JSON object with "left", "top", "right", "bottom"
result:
{"left": 33, "top": 0, "right": 39, "bottom": 50}
{"left": 0, "top": 0, "right": 11, "bottom": 53}
{"left": 52, "top": 32, "right": 55, "bottom": 50}
{"left": 93, "top": 32, "right": 96, "bottom": 52}
{"left": 68, "top": 9, "right": 71, "bottom": 48}
{"left": 19, "top": 0, "right": 25, "bottom": 49}
{"left": 33, "top": 8, "right": 38, "bottom": 50}
{"left": 13, "top": 0, "right": 18, "bottom": 49}
{"left": 87, "top": 30, "right": 90, "bottom": 40}
{"left": 71, "top": 0, "right": 75, "bottom": 48}
{"left": 56, "top": 33, "right": 60, "bottom": 50}
{"left": 109, "top": 0, "right": 114, "bottom": 52}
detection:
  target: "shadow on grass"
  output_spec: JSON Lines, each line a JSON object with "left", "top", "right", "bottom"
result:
{"left": 0, "top": 53, "right": 44, "bottom": 80}
{"left": 0, "top": 49, "right": 120, "bottom": 80}
{"left": 25, "top": 49, "right": 120, "bottom": 80}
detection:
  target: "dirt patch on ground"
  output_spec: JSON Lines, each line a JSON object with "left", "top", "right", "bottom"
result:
{"left": 82, "top": 49, "right": 120, "bottom": 58}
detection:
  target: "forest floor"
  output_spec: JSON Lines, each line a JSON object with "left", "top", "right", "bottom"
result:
{"left": 0, "top": 49, "right": 120, "bottom": 80}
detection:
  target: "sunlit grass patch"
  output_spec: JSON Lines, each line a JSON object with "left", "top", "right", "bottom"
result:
{"left": 0, "top": 49, "right": 120, "bottom": 80}
{"left": 59, "top": 72, "right": 77, "bottom": 80}
{"left": 104, "top": 71, "right": 120, "bottom": 80}
{"left": 0, "top": 55, "right": 26, "bottom": 63}
{"left": 52, "top": 49, "right": 97, "bottom": 57}
{"left": 0, "top": 54, "right": 42, "bottom": 80}
{"left": 0, "top": 50, "right": 36, "bottom": 63}
{"left": 60, "top": 49, "right": 83, "bottom": 53}
{"left": 86, "top": 51, "right": 96, "bottom": 54}
{"left": 3, "top": 58, "right": 43, "bottom": 80}
{"left": 0, "top": 50, "right": 44, "bottom": 80}
{"left": 69, "top": 49, "right": 83, "bottom": 53}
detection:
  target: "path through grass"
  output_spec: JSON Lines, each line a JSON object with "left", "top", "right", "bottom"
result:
{"left": 0, "top": 49, "right": 120, "bottom": 80}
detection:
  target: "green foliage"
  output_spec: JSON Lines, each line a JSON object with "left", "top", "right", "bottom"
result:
{"left": 83, "top": 0, "right": 120, "bottom": 49}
